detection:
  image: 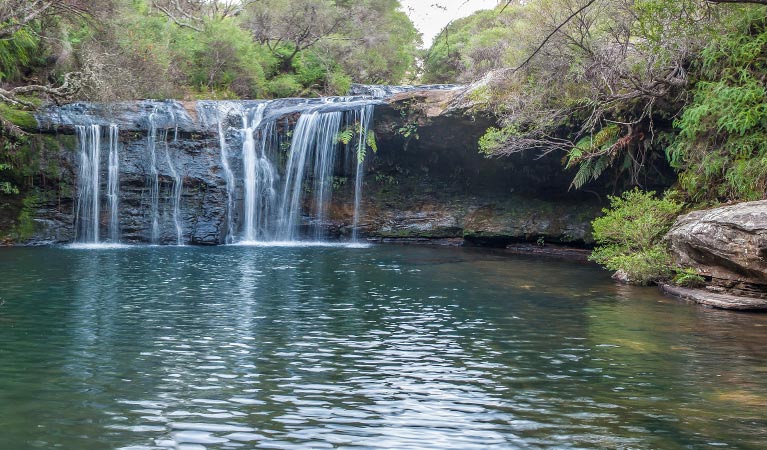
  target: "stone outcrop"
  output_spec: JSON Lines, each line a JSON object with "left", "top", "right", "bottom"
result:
{"left": 666, "top": 200, "right": 767, "bottom": 306}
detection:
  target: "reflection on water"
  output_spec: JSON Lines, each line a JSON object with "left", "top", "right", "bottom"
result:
{"left": 0, "top": 245, "right": 766, "bottom": 449}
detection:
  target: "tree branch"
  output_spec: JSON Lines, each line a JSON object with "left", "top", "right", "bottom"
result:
{"left": 510, "top": 0, "right": 599, "bottom": 74}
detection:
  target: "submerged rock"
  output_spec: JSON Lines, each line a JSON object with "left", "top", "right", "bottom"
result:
{"left": 666, "top": 200, "right": 767, "bottom": 305}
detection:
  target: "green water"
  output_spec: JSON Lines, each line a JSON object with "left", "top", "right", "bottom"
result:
{"left": 0, "top": 245, "right": 766, "bottom": 449}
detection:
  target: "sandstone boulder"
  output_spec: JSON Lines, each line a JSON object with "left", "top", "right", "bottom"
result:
{"left": 666, "top": 201, "right": 767, "bottom": 294}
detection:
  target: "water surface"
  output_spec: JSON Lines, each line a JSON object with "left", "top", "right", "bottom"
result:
{"left": 1, "top": 245, "right": 766, "bottom": 449}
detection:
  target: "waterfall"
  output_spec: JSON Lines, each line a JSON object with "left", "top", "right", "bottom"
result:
{"left": 352, "top": 105, "right": 374, "bottom": 242}
{"left": 236, "top": 102, "right": 374, "bottom": 243}
{"left": 74, "top": 124, "right": 101, "bottom": 243}
{"left": 241, "top": 103, "right": 276, "bottom": 243}
{"left": 107, "top": 124, "right": 120, "bottom": 242}
{"left": 217, "top": 118, "right": 236, "bottom": 244}
{"left": 164, "top": 140, "right": 183, "bottom": 245}
{"left": 147, "top": 111, "right": 160, "bottom": 244}
{"left": 64, "top": 97, "right": 380, "bottom": 246}
{"left": 277, "top": 110, "right": 342, "bottom": 241}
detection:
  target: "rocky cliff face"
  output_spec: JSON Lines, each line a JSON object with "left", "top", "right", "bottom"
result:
{"left": 666, "top": 201, "right": 767, "bottom": 299}
{"left": 1, "top": 89, "right": 618, "bottom": 247}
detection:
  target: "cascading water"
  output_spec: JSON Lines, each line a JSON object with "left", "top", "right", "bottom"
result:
{"left": 63, "top": 95, "right": 382, "bottom": 246}
{"left": 277, "top": 110, "right": 342, "bottom": 241}
{"left": 164, "top": 139, "right": 183, "bottom": 245}
{"left": 147, "top": 111, "right": 160, "bottom": 244}
{"left": 107, "top": 124, "right": 120, "bottom": 242}
{"left": 74, "top": 124, "right": 101, "bottom": 243}
{"left": 217, "top": 118, "right": 236, "bottom": 244}
{"left": 235, "top": 101, "right": 375, "bottom": 244}
{"left": 241, "top": 103, "right": 273, "bottom": 243}
{"left": 352, "top": 105, "right": 374, "bottom": 243}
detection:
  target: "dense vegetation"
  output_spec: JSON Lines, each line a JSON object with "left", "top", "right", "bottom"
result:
{"left": 589, "top": 189, "right": 682, "bottom": 285}
{"left": 427, "top": 0, "right": 766, "bottom": 200}
{"left": 0, "top": 0, "right": 419, "bottom": 105}
{"left": 423, "top": 0, "right": 767, "bottom": 283}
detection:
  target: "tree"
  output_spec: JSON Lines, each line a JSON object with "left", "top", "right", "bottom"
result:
{"left": 244, "top": 0, "right": 343, "bottom": 70}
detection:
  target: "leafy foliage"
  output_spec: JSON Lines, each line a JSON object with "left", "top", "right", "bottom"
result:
{"left": 589, "top": 189, "right": 683, "bottom": 285}
{"left": 335, "top": 129, "right": 354, "bottom": 145}
{"left": 479, "top": 126, "right": 515, "bottom": 155}
{"left": 673, "top": 267, "right": 706, "bottom": 287}
{"left": 667, "top": 10, "right": 767, "bottom": 203}
{"left": 566, "top": 125, "right": 620, "bottom": 189}
{"left": 335, "top": 124, "right": 377, "bottom": 164}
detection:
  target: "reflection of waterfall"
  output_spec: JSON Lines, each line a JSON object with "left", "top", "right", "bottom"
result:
{"left": 74, "top": 125, "right": 101, "bottom": 243}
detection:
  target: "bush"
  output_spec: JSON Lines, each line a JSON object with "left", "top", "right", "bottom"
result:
{"left": 589, "top": 188, "right": 683, "bottom": 285}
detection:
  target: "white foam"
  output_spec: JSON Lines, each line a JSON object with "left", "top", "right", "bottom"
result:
{"left": 65, "top": 243, "right": 133, "bottom": 250}
{"left": 232, "top": 240, "right": 371, "bottom": 249}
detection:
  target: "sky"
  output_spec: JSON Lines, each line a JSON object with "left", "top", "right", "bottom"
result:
{"left": 400, "top": 0, "right": 500, "bottom": 48}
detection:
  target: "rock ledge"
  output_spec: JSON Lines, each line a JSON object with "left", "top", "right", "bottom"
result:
{"left": 661, "top": 284, "right": 767, "bottom": 311}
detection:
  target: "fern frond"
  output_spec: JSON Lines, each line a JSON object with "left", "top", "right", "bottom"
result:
{"left": 335, "top": 129, "right": 354, "bottom": 145}
{"left": 366, "top": 132, "right": 377, "bottom": 153}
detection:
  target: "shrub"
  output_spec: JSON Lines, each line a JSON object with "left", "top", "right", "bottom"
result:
{"left": 589, "top": 188, "right": 683, "bottom": 285}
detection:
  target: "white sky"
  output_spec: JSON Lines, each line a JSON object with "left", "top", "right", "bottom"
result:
{"left": 400, "top": 0, "right": 500, "bottom": 48}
